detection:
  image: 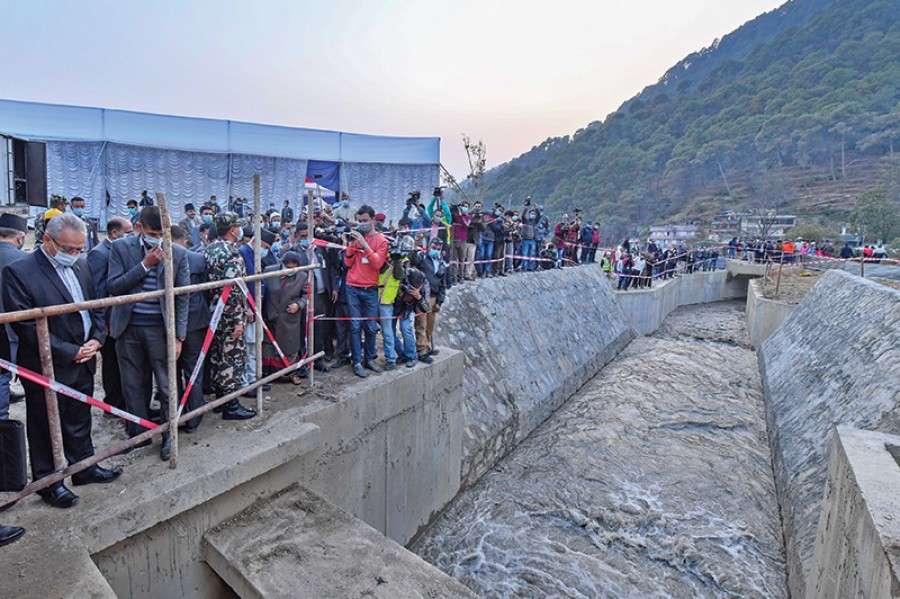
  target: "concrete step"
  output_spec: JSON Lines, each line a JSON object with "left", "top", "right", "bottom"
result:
{"left": 202, "top": 483, "right": 479, "bottom": 599}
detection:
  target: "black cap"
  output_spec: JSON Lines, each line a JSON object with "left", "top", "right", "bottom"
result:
{"left": 184, "top": 203, "right": 196, "bottom": 211}
{"left": 260, "top": 228, "right": 276, "bottom": 245}
{"left": 0, "top": 213, "right": 27, "bottom": 232}
{"left": 242, "top": 226, "right": 254, "bottom": 239}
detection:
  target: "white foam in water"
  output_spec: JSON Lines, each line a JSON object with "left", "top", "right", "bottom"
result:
{"left": 412, "top": 302, "right": 786, "bottom": 598}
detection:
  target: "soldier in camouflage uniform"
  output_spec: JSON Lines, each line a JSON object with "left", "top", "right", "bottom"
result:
{"left": 205, "top": 212, "right": 257, "bottom": 420}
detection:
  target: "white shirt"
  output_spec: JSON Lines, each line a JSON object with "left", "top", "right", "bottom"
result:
{"left": 41, "top": 247, "right": 91, "bottom": 342}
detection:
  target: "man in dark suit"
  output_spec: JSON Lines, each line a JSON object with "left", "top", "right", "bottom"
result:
{"left": 0, "top": 323, "right": 25, "bottom": 546}
{"left": 292, "top": 222, "right": 334, "bottom": 373}
{"left": 107, "top": 207, "right": 189, "bottom": 461}
{"left": 170, "top": 225, "right": 210, "bottom": 433}
{"left": 86, "top": 217, "right": 133, "bottom": 413}
{"left": 0, "top": 213, "right": 28, "bottom": 419}
{"left": 2, "top": 214, "right": 123, "bottom": 509}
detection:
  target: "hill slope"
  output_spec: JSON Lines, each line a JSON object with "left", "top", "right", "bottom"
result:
{"left": 478, "top": 0, "right": 900, "bottom": 240}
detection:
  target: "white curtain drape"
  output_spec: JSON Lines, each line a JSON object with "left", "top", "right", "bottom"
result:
{"left": 46, "top": 141, "right": 106, "bottom": 218}
{"left": 343, "top": 162, "right": 439, "bottom": 222}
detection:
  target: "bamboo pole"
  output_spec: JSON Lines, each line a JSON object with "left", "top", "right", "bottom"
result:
{"left": 36, "top": 317, "right": 66, "bottom": 472}
{"left": 0, "top": 351, "right": 324, "bottom": 509}
{"left": 253, "top": 175, "right": 263, "bottom": 414}
{"left": 156, "top": 192, "right": 179, "bottom": 468}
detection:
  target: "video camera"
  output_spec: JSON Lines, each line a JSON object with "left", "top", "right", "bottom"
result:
{"left": 524, "top": 196, "right": 531, "bottom": 206}
{"left": 407, "top": 190, "right": 421, "bottom": 205}
{"left": 433, "top": 186, "right": 445, "bottom": 198}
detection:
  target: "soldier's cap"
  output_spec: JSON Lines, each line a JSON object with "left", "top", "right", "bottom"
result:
{"left": 214, "top": 212, "right": 240, "bottom": 228}
{"left": 0, "top": 213, "right": 27, "bottom": 232}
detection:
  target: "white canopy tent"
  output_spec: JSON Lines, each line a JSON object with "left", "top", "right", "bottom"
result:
{"left": 0, "top": 99, "right": 440, "bottom": 222}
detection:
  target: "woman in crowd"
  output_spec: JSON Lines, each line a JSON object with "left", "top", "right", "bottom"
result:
{"left": 262, "top": 251, "right": 307, "bottom": 385}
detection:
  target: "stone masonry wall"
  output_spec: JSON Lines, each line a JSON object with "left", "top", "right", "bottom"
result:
{"left": 758, "top": 270, "right": 900, "bottom": 599}
{"left": 435, "top": 267, "right": 635, "bottom": 488}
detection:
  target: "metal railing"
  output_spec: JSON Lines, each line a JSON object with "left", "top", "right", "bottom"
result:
{"left": 0, "top": 179, "right": 322, "bottom": 508}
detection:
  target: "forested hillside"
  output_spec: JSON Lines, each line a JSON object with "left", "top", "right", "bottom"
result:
{"left": 477, "top": 0, "right": 900, "bottom": 241}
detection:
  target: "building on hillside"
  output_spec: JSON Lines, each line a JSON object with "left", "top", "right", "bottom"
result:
{"left": 648, "top": 224, "right": 698, "bottom": 247}
{"left": 738, "top": 214, "right": 797, "bottom": 239}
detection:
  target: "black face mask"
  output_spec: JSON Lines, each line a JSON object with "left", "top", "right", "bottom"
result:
{"left": 357, "top": 222, "right": 372, "bottom": 235}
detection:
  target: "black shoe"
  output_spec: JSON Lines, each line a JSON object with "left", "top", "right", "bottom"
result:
{"left": 178, "top": 424, "right": 199, "bottom": 434}
{"left": 314, "top": 361, "right": 330, "bottom": 372}
{"left": 222, "top": 401, "right": 256, "bottom": 420}
{"left": 72, "top": 465, "right": 123, "bottom": 486}
{"left": 428, "top": 348, "right": 440, "bottom": 356}
{"left": 213, "top": 404, "right": 226, "bottom": 413}
{"left": 261, "top": 384, "right": 271, "bottom": 392}
{"left": 38, "top": 483, "right": 79, "bottom": 509}
{"left": 405, "top": 359, "right": 417, "bottom": 369}
{"left": 0, "top": 525, "right": 24, "bottom": 547}
{"left": 332, "top": 357, "right": 351, "bottom": 369}
{"left": 352, "top": 363, "right": 368, "bottom": 378}
{"left": 160, "top": 434, "right": 171, "bottom": 462}
{"left": 396, "top": 356, "right": 408, "bottom": 365}
{"left": 418, "top": 354, "right": 434, "bottom": 364}
{"left": 295, "top": 365, "right": 309, "bottom": 378}
{"left": 363, "top": 361, "right": 382, "bottom": 373}
{"left": 8, "top": 390, "right": 24, "bottom": 403}
{"left": 384, "top": 362, "right": 396, "bottom": 371}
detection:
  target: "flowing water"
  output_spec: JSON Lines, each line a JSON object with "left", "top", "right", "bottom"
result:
{"left": 412, "top": 301, "right": 786, "bottom": 598}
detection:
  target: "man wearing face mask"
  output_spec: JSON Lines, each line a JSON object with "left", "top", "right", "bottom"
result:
{"left": 4, "top": 214, "right": 123, "bottom": 508}
{"left": 126, "top": 200, "right": 140, "bottom": 226}
{"left": 191, "top": 204, "right": 215, "bottom": 248}
{"left": 70, "top": 197, "right": 100, "bottom": 253}
{"left": 0, "top": 213, "right": 28, "bottom": 418}
{"left": 292, "top": 222, "right": 333, "bottom": 373}
{"left": 238, "top": 228, "right": 276, "bottom": 391}
{"left": 205, "top": 213, "right": 257, "bottom": 420}
{"left": 411, "top": 238, "right": 448, "bottom": 363}
{"left": 87, "top": 217, "right": 133, "bottom": 414}
{"left": 343, "top": 205, "right": 388, "bottom": 378}
{"left": 179, "top": 203, "right": 201, "bottom": 235}
{"left": 520, "top": 206, "right": 538, "bottom": 272}
{"left": 333, "top": 193, "right": 356, "bottom": 224}
{"left": 450, "top": 201, "right": 471, "bottom": 285}
{"left": 108, "top": 207, "right": 190, "bottom": 461}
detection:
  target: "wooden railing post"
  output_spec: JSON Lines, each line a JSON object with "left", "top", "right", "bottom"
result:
{"left": 156, "top": 192, "right": 179, "bottom": 469}
{"left": 36, "top": 317, "right": 66, "bottom": 472}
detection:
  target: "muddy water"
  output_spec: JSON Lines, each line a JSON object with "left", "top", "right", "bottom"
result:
{"left": 412, "top": 301, "right": 786, "bottom": 598}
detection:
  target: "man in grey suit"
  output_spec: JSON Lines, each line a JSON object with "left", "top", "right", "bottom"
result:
{"left": 107, "top": 207, "right": 189, "bottom": 461}
{"left": 86, "top": 217, "right": 133, "bottom": 413}
{"left": 0, "top": 213, "right": 28, "bottom": 419}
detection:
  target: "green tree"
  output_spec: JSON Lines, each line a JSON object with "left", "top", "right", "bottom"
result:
{"left": 849, "top": 187, "right": 900, "bottom": 243}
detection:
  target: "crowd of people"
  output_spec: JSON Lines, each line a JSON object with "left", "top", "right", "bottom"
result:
{"left": 0, "top": 188, "right": 795, "bottom": 547}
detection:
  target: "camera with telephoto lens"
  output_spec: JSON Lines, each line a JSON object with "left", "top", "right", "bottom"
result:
{"left": 407, "top": 190, "right": 421, "bottom": 205}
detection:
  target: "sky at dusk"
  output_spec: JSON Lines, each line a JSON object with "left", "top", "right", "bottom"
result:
{"left": 2, "top": 0, "right": 785, "bottom": 177}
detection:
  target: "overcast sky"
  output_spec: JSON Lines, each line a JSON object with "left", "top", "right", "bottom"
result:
{"left": 1, "top": 0, "right": 784, "bottom": 176}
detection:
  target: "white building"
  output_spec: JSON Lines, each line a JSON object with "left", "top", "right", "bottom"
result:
{"left": 648, "top": 225, "right": 698, "bottom": 247}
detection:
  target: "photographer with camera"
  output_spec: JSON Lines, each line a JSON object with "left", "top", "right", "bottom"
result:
{"left": 402, "top": 191, "right": 426, "bottom": 231}
{"left": 343, "top": 204, "right": 388, "bottom": 378}
{"left": 377, "top": 236, "right": 414, "bottom": 370}
{"left": 553, "top": 214, "right": 569, "bottom": 268}
{"left": 393, "top": 266, "right": 430, "bottom": 368}
{"left": 520, "top": 199, "right": 538, "bottom": 272}
{"left": 490, "top": 205, "right": 507, "bottom": 276}
{"left": 450, "top": 201, "right": 472, "bottom": 285}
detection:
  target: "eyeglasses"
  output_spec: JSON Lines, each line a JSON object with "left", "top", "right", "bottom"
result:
{"left": 50, "top": 237, "right": 84, "bottom": 255}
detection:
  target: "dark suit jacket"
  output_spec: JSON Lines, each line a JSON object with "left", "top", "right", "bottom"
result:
{"left": 107, "top": 235, "right": 190, "bottom": 339}
{"left": 86, "top": 238, "right": 112, "bottom": 299}
{"left": 411, "top": 251, "right": 449, "bottom": 305}
{"left": 185, "top": 250, "right": 212, "bottom": 332}
{"left": 2, "top": 251, "right": 106, "bottom": 378}
{"left": 295, "top": 245, "right": 336, "bottom": 295}
{"left": 0, "top": 241, "right": 27, "bottom": 346}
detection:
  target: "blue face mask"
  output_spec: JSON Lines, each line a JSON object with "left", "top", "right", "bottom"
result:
{"left": 128, "top": 208, "right": 137, "bottom": 216}
{"left": 73, "top": 208, "right": 85, "bottom": 217}
{"left": 271, "top": 241, "right": 282, "bottom": 254}
{"left": 50, "top": 240, "right": 79, "bottom": 267}
{"left": 143, "top": 235, "right": 162, "bottom": 248}
{"left": 461, "top": 206, "right": 469, "bottom": 215}
{"left": 261, "top": 248, "right": 270, "bottom": 259}
{"left": 428, "top": 249, "right": 441, "bottom": 259}
{"left": 342, "top": 200, "right": 349, "bottom": 208}
{"left": 299, "top": 239, "right": 310, "bottom": 248}
{"left": 202, "top": 214, "right": 213, "bottom": 223}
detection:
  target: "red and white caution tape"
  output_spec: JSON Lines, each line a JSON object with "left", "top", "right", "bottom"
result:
{"left": 236, "top": 278, "right": 291, "bottom": 368}
{"left": 0, "top": 358, "right": 158, "bottom": 430}
{"left": 176, "top": 284, "right": 231, "bottom": 417}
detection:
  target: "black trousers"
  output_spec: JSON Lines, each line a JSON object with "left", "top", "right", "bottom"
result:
{"left": 177, "top": 328, "right": 207, "bottom": 430}
{"left": 99, "top": 335, "right": 124, "bottom": 409}
{"left": 22, "top": 365, "right": 94, "bottom": 481}
{"left": 335, "top": 300, "right": 351, "bottom": 358}
{"left": 302, "top": 292, "right": 328, "bottom": 359}
{"left": 117, "top": 325, "right": 171, "bottom": 437}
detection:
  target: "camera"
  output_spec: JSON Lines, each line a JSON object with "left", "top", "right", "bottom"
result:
{"left": 433, "top": 186, "right": 444, "bottom": 198}
{"left": 407, "top": 190, "right": 421, "bottom": 205}
{"left": 525, "top": 196, "right": 531, "bottom": 206}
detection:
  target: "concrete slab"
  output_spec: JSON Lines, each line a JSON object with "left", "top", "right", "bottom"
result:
{"left": 202, "top": 484, "right": 479, "bottom": 599}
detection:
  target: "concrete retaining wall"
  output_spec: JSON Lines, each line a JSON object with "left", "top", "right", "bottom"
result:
{"left": 436, "top": 267, "right": 635, "bottom": 487}
{"left": 616, "top": 269, "right": 747, "bottom": 335}
{"left": 745, "top": 279, "right": 797, "bottom": 349}
{"left": 758, "top": 270, "right": 900, "bottom": 599}
{"left": 805, "top": 427, "right": 900, "bottom": 599}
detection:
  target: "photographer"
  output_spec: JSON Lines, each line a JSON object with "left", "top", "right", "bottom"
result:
{"left": 411, "top": 238, "right": 449, "bottom": 363}
{"left": 393, "top": 267, "right": 430, "bottom": 369}
{"left": 490, "top": 205, "right": 507, "bottom": 276}
{"left": 476, "top": 202, "right": 496, "bottom": 278}
{"left": 520, "top": 200, "right": 538, "bottom": 272}
{"left": 465, "top": 202, "right": 484, "bottom": 280}
{"left": 450, "top": 201, "right": 472, "bottom": 285}
{"left": 377, "top": 237, "right": 414, "bottom": 370}
{"left": 403, "top": 191, "right": 426, "bottom": 231}
{"left": 343, "top": 204, "right": 388, "bottom": 378}
{"left": 426, "top": 188, "right": 451, "bottom": 243}
{"left": 553, "top": 215, "right": 569, "bottom": 268}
